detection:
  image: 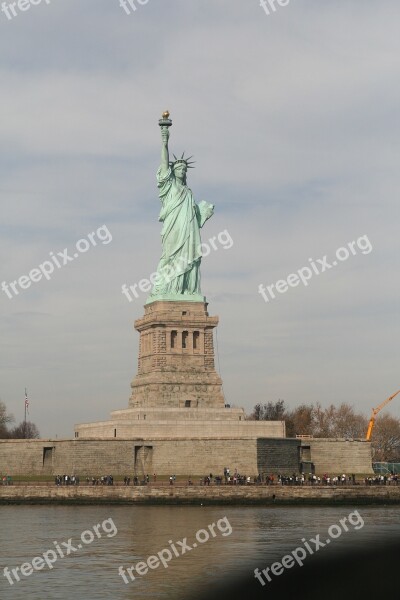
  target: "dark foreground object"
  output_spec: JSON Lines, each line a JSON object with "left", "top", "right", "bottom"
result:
{"left": 195, "top": 535, "right": 400, "bottom": 600}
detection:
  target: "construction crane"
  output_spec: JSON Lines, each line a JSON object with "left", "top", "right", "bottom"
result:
{"left": 366, "top": 390, "right": 400, "bottom": 441}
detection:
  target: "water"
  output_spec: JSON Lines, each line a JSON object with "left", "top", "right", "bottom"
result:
{"left": 0, "top": 505, "right": 399, "bottom": 599}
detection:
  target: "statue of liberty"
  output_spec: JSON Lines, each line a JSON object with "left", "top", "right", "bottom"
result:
{"left": 147, "top": 112, "right": 214, "bottom": 303}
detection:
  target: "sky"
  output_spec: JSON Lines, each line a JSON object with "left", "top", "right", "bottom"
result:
{"left": 0, "top": 0, "right": 399, "bottom": 438}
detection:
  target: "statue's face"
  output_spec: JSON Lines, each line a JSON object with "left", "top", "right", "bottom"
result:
{"left": 174, "top": 163, "right": 187, "bottom": 181}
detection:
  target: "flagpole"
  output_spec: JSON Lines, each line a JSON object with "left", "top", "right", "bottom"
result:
{"left": 24, "top": 388, "right": 27, "bottom": 439}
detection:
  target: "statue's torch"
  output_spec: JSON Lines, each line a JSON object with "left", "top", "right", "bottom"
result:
{"left": 159, "top": 110, "right": 172, "bottom": 129}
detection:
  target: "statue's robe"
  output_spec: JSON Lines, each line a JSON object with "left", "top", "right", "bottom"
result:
{"left": 149, "top": 166, "right": 213, "bottom": 297}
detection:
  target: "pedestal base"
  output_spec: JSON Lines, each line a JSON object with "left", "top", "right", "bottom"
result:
{"left": 129, "top": 300, "right": 224, "bottom": 410}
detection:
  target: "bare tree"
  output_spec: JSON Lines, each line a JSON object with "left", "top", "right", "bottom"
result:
{"left": 249, "top": 399, "right": 399, "bottom": 451}
{"left": 331, "top": 403, "right": 367, "bottom": 439}
{"left": 312, "top": 403, "right": 335, "bottom": 437}
{"left": 311, "top": 403, "right": 367, "bottom": 438}
{"left": 371, "top": 414, "right": 400, "bottom": 461}
{"left": 285, "top": 404, "right": 314, "bottom": 437}
{"left": 249, "top": 400, "right": 287, "bottom": 421}
{"left": 0, "top": 400, "right": 14, "bottom": 438}
{"left": 9, "top": 421, "right": 40, "bottom": 439}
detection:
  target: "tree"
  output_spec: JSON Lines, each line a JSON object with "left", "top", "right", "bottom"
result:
{"left": 285, "top": 404, "right": 314, "bottom": 437}
{"left": 371, "top": 414, "right": 400, "bottom": 462}
{"left": 311, "top": 403, "right": 367, "bottom": 438}
{"left": 330, "top": 403, "right": 367, "bottom": 439}
{"left": 250, "top": 400, "right": 369, "bottom": 439}
{"left": 0, "top": 400, "right": 40, "bottom": 439}
{"left": 0, "top": 400, "right": 14, "bottom": 438}
{"left": 9, "top": 421, "right": 40, "bottom": 439}
{"left": 249, "top": 400, "right": 287, "bottom": 421}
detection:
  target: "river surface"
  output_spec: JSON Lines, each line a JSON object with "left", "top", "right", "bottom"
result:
{"left": 0, "top": 505, "right": 399, "bottom": 599}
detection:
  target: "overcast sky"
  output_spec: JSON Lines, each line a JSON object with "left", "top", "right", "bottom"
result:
{"left": 0, "top": 0, "right": 399, "bottom": 438}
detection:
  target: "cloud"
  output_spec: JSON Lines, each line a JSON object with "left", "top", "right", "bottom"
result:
{"left": 1, "top": 0, "right": 399, "bottom": 436}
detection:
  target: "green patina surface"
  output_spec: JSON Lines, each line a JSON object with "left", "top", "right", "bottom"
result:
{"left": 146, "top": 113, "right": 214, "bottom": 304}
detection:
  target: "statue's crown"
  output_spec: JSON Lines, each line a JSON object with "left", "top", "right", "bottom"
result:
{"left": 170, "top": 152, "right": 195, "bottom": 169}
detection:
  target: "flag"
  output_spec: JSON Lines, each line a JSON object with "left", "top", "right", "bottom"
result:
{"left": 25, "top": 388, "right": 29, "bottom": 415}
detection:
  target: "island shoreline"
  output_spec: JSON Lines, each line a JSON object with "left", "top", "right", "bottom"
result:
{"left": 1, "top": 485, "right": 399, "bottom": 506}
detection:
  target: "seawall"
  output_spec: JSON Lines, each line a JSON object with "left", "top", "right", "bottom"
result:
{"left": 1, "top": 485, "right": 399, "bottom": 506}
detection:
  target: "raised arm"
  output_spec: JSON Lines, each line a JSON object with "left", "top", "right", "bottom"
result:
{"left": 160, "top": 127, "right": 170, "bottom": 177}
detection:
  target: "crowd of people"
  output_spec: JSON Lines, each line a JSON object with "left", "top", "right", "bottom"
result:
{"left": 54, "top": 475, "right": 116, "bottom": 485}
{"left": 275, "top": 473, "right": 357, "bottom": 485}
{"left": 123, "top": 475, "right": 151, "bottom": 485}
{"left": 86, "top": 475, "right": 114, "bottom": 485}
{"left": 55, "top": 473, "right": 159, "bottom": 486}
{"left": 8, "top": 470, "right": 397, "bottom": 487}
{"left": 199, "top": 470, "right": 262, "bottom": 485}
{"left": 196, "top": 471, "right": 368, "bottom": 486}
{"left": 55, "top": 475, "right": 80, "bottom": 485}
{"left": 365, "top": 474, "right": 398, "bottom": 485}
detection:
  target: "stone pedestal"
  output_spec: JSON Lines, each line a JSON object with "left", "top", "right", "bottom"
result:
{"left": 129, "top": 300, "right": 225, "bottom": 410}
{"left": 74, "top": 300, "right": 287, "bottom": 460}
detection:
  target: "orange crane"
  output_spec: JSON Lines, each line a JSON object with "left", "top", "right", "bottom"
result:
{"left": 366, "top": 390, "right": 400, "bottom": 441}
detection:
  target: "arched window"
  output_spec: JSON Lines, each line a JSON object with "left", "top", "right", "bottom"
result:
{"left": 182, "top": 331, "right": 188, "bottom": 349}
{"left": 171, "top": 330, "right": 177, "bottom": 349}
{"left": 193, "top": 331, "right": 200, "bottom": 350}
